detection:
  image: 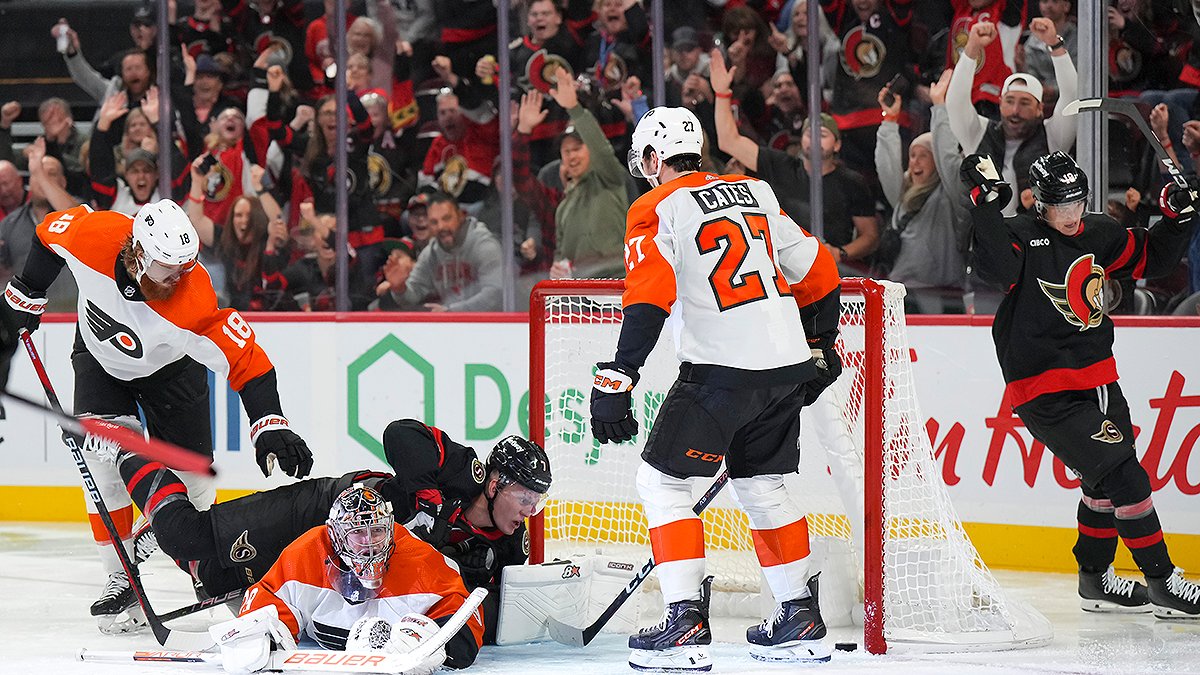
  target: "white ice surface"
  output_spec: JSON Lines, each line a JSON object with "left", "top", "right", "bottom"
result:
{"left": 4, "top": 522, "right": 1200, "bottom": 675}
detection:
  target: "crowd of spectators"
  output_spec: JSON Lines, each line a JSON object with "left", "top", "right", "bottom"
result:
{"left": 0, "top": 0, "right": 1197, "bottom": 315}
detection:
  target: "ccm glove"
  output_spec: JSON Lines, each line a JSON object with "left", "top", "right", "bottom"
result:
{"left": 4, "top": 276, "right": 47, "bottom": 334}
{"left": 1159, "top": 175, "right": 1200, "bottom": 218}
{"left": 803, "top": 345, "right": 843, "bottom": 406}
{"left": 960, "top": 154, "right": 1013, "bottom": 207}
{"left": 590, "top": 362, "right": 639, "bottom": 444}
{"left": 404, "top": 493, "right": 463, "bottom": 549}
{"left": 250, "top": 415, "right": 313, "bottom": 478}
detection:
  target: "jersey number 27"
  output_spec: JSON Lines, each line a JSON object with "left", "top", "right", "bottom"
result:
{"left": 697, "top": 213, "right": 790, "bottom": 311}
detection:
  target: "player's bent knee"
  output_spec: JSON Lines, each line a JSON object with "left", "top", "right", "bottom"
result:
{"left": 636, "top": 462, "right": 695, "bottom": 523}
{"left": 150, "top": 499, "right": 216, "bottom": 561}
{"left": 1097, "top": 455, "right": 1153, "bottom": 507}
{"left": 730, "top": 475, "right": 804, "bottom": 528}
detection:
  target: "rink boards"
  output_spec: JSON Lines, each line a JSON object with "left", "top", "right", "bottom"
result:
{"left": 2, "top": 312, "right": 1198, "bottom": 574}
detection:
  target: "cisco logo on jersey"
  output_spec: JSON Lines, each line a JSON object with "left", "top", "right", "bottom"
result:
{"left": 1036, "top": 254, "right": 1106, "bottom": 331}
{"left": 690, "top": 182, "right": 760, "bottom": 214}
{"left": 85, "top": 301, "right": 144, "bottom": 358}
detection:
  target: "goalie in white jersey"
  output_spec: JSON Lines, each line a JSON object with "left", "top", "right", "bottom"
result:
{"left": 590, "top": 107, "right": 842, "bottom": 671}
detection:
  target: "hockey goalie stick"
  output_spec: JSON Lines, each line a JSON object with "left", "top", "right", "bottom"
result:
{"left": 78, "top": 586, "right": 490, "bottom": 673}
{"left": 19, "top": 331, "right": 215, "bottom": 650}
{"left": 1062, "top": 97, "right": 1189, "bottom": 188}
{"left": 546, "top": 470, "right": 731, "bottom": 647}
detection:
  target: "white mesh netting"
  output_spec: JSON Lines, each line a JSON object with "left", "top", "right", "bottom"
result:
{"left": 532, "top": 279, "right": 1051, "bottom": 652}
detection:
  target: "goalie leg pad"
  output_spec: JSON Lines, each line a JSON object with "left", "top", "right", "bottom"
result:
{"left": 496, "top": 556, "right": 642, "bottom": 645}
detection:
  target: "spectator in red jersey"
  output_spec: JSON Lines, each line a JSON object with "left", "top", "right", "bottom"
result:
{"left": 178, "top": 0, "right": 240, "bottom": 59}
{"left": 419, "top": 57, "right": 501, "bottom": 215}
{"left": 945, "top": 0, "right": 1027, "bottom": 118}
{"left": 305, "top": 0, "right": 356, "bottom": 96}
{"left": 585, "top": 0, "right": 651, "bottom": 94}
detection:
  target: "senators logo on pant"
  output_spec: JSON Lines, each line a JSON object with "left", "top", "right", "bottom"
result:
{"left": 1091, "top": 419, "right": 1124, "bottom": 444}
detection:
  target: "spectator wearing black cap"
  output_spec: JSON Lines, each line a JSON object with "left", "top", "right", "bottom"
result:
{"left": 664, "top": 26, "right": 711, "bottom": 109}
{"left": 403, "top": 192, "right": 434, "bottom": 255}
{"left": 57, "top": 16, "right": 154, "bottom": 106}
{"left": 89, "top": 88, "right": 186, "bottom": 215}
{"left": 370, "top": 237, "right": 418, "bottom": 310}
{"left": 189, "top": 54, "right": 242, "bottom": 130}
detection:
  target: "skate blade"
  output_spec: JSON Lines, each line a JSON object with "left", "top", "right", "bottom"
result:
{"left": 1080, "top": 598, "right": 1152, "bottom": 613}
{"left": 628, "top": 646, "right": 713, "bottom": 672}
{"left": 97, "top": 606, "right": 148, "bottom": 635}
{"left": 749, "top": 640, "right": 833, "bottom": 663}
{"left": 1152, "top": 605, "right": 1200, "bottom": 620}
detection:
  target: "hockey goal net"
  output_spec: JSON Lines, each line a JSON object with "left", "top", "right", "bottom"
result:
{"left": 527, "top": 278, "right": 1051, "bottom": 654}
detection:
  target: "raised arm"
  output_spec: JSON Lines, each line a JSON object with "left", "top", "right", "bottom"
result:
{"left": 946, "top": 23, "right": 995, "bottom": 155}
{"left": 874, "top": 88, "right": 904, "bottom": 209}
{"left": 709, "top": 49, "right": 760, "bottom": 172}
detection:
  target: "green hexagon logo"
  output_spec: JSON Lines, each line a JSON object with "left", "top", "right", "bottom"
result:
{"left": 347, "top": 334, "right": 434, "bottom": 461}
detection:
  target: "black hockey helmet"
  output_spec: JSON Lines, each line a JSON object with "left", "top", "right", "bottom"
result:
{"left": 1029, "top": 151, "right": 1088, "bottom": 205}
{"left": 487, "top": 436, "right": 552, "bottom": 494}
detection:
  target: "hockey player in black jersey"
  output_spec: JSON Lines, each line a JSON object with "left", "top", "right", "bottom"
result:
{"left": 89, "top": 419, "right": 550, "bottom": 643}
{"left": 962, "top": 150, "right": 1200, "bottom": 619}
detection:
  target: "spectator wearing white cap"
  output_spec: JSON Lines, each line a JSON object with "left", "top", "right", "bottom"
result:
{"left": 946, "top": 16, "right": 1078, "bottom": 215}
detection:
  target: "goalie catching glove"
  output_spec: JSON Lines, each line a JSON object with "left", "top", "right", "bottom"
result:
{"left": 346, "top": 612, "right": 441, "bottom": 654}
{"left": 249, "top": 415, "right": 313, "bottom": 478}
{"left": 1159, "top": 175, "right": 1200, "bottom": 219}
{"left": 960, "top": 154, "right": 1013, "bottom": 207}
{"left": 590, "top": 362, "right": 639, "bottom": 444}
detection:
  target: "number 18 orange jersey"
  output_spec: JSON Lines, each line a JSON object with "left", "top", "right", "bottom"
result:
{"left": 622, "top": 172, "right": 832, "bottom": 373}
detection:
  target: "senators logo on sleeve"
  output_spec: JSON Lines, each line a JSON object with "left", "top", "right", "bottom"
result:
{"left": 1037, "top": 254, "right": 1106, "bottom": 331}
{"left": 86, "top": 300, "right": 144, "bottom": 358}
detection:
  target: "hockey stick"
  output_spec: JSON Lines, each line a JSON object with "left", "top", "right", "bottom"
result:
{"left": 18, "top": 331, "right": 214, "bottom": 650}
{"left": 546, "top": 470, "right": 731, "bottom": 647}
{"left": 1062, "top": 97, "right": 1189, "bottom": 188}
{"left": 78, "top": 587, "right": 490, "bottom": 673}
{"left": 157, "top": 587, "right": 247, "bottom": 623}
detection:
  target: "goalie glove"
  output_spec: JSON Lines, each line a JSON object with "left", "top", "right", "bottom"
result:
{"left": 960, "top": 154, "right": 1013, "bottom": 207}
{"left": 249, "top": 415, "right": 313, "bottom": 479}
{"left": 1159, "top": 175, "right": 1200, "bottom": 219}
{"left": 590, "top": 362, "right": 639, "bottom": 444}
{"left": 209, "top": 605, "right": 297, "bottom": 675}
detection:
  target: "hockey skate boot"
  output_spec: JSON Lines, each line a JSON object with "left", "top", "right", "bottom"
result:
{"left": 1078, "top": 566, "right": 1149, "bottom": 613}
{"left": 1147, "top": 568, "right": 1200, "bottom": 619}
{"left": 747, "top": 574, "right": 832, "bottom": 663}
{"left": 131, "top": 516, "right": 159, "bottom": 566}
{"left": 628, "top": 576, "right": 713, "bottom": 672}
{"left": 91, "top": 571, "right": 147, "bottom": 634}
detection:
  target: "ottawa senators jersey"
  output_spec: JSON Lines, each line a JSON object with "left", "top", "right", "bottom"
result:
{"left": 34, "top": 205, "right": 274, "bottom": 389}
{"left": 622, "top": 172, "right": 832, "bottom": 378}
{"left": 240, "top": 523, "right": 484, "bottom": 666}
{"left": 970, "top": 207, "right": 1195, "bottom": 407}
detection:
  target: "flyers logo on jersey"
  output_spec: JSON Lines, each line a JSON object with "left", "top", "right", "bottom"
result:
{"left": 85, "top": 300, "right": 144, "bottom": 358}
{"left": 1037, "top": 254, "right": 1106, "bottom": 331}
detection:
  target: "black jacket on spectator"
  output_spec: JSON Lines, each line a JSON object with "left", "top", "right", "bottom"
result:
{"left": 975, "top": 122, "right": 1050, "bottom": 212}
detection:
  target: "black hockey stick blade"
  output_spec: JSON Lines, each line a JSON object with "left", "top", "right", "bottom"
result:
{"left": 1062, "top": 97, "right": 1189, "bottom": 188}
{"left": 545, "top": 471, "right": 731, "bottom": 647}
{"left": 157, "top": 587, "right": 246, "bottom": 624}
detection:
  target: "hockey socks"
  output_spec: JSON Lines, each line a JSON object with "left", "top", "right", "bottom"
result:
{"left": 1073, "top": 496, "right": 1119, "bottom": 573}
{"left": 116, "top": 453, "right": 219, "bottom": 563}
{"left": 1113, "top": 497, "right": 1172, "bottom": 580}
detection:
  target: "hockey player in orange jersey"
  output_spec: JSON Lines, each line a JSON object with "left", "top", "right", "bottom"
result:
{"left": 211, "top": 483, "right": 484, "bottom": 674}
{"left": 589, "top": 107, "right": 842, "bottom": 670}
{"left": 2, "top": 199, "right": 312, "bottom": 632}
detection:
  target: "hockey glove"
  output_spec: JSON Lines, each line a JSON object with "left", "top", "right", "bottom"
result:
{"left": 443, "top": 538, "right": 499, "bottom": 587}
{"left": 250, "top": 415, "right": 314, "bottom": 478}
{"left": 590, "top": 362, "right": 639, "bottom": 444}
{"left": 960, "top": 154, "right": 1013, "bottom": 207}
{"left": 404, "top": 493, "right": 463, "bottom": 549}
{"left": 4, "top": 276, "right": 47, "bottom": 334}
{"left": 1158, "top": 175, "right": 1200, "bottom": 218}
{"left": 802, "top": 345, "right": 843, "bottom": 407}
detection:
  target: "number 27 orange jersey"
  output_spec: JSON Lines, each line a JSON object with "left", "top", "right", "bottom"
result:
{"left": 622, "top": 172, "right": 832, "bottom": 372}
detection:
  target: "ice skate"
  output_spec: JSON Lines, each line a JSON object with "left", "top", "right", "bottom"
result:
{"left": 1078, "top": 566, "right": 1150, "bottom": 613}
{"left": 91, "top": 571, "right": 146, "bottom": 634}
{"left": 747, "top": 574, "right": 832, "bottom": 663}
{"left": 131, "top": 516, "right": 158, "bottom": 565}
{"left": 628, "top": 576, "right": 713, "bottom": 672}
{"left": 1147, "top": 568, "right": 1200, "bottom": 620}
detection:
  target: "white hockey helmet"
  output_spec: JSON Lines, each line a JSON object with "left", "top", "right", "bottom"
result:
{"left": 628, "top": 106, "right": 704, "bottom": 187}
{"left": 131, "top": 199, "right": 199, "bottom": 284}
{"left": 327, "top": 484, "right": 395, "bottom": 599}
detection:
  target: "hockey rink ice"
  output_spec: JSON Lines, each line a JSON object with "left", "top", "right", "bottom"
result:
{"left": 3, "top": 523, "right": 1199, "bottom": 675}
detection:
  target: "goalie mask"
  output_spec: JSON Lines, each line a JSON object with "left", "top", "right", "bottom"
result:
{"left": 628, "top": 107, "right": 703, "bottom": 187}
{"left": 131, "top": 199, "right": 199, "bottom": 285}
{"left": 327, "top": 484, "right": 394, "bottom": 600}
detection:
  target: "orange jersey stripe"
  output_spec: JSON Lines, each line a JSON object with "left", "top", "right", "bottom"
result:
{"left": 789, "top": 233, "right": 839, "bottom": 309}
{"left": 750, "top": 517, "right": 811, "bottom": 568}
{"left": 649, "top": 518, "right": 706, "bottom": 564}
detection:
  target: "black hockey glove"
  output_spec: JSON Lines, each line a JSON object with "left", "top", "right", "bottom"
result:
{"left": 405, "top": 495, "right": 463, "bottom": 549}
{"left": 802, "top": 344, "right": 843, "bottom": 407}
{"left": 1158, "top": 175, "right": 1200, "bottom": 218}
{"left": 960, "top": 154, "right": 1013, "bottom": 208}
{"left": 443, "top": 538, "right": 498, "bottom": 588}
{"left": 250, "top": 415, "right": 313, "bottom": 478}
{"left": 4, "top": 276, "right": 47, "bottom": 334}
{"left": 590, "top": 362, "right": 639, "bottom": 444}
